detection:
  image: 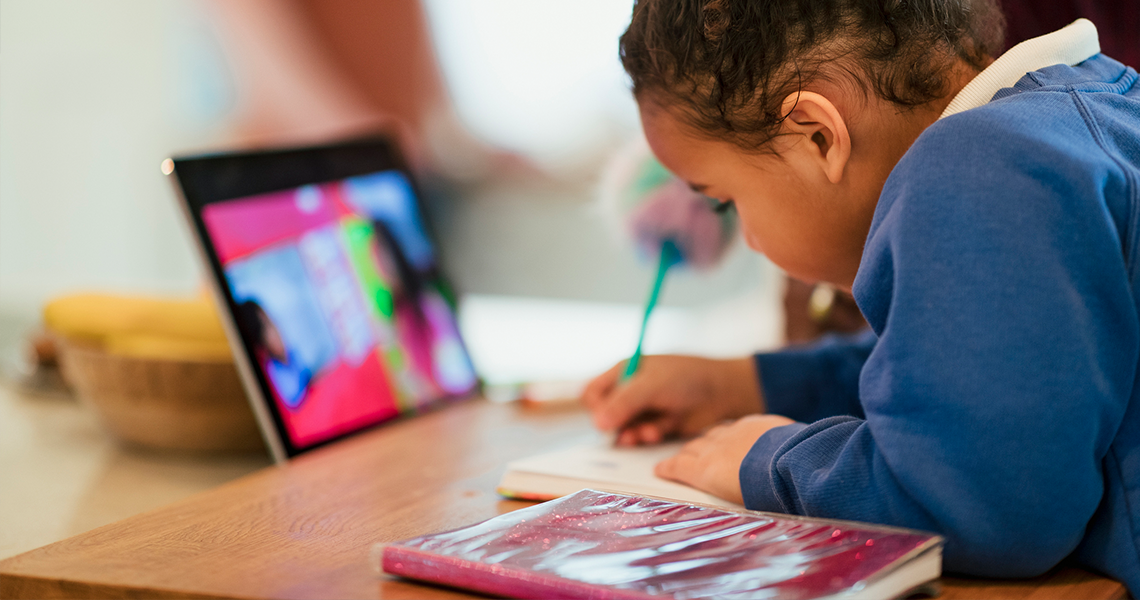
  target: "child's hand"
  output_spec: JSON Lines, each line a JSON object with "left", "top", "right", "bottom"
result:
{"left": 654, "top": 414, "right": 796, "bottom": 505}
{"left": 580, "top": 355, "right": 764, "bottom": 446}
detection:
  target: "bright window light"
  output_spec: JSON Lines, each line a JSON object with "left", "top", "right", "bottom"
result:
{"left": 422, "top": 0, "right": 639, "bottom": 169}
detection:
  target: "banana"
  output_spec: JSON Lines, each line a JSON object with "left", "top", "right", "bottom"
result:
{"left": 43, "top": 293, "right": 231, "bottom": 360}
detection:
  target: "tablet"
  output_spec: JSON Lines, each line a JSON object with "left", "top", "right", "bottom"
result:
{"left": 166, "top": 136, "right": 479, "bottom": 462}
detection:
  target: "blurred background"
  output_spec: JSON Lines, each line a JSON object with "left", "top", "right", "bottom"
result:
{"left": 0, "top": 0, "right": 787, "bottom": 559}
{"left": 0, "top": 0, "right": 776, "bottom": 326}
{"left": 0, "top": 0, "right": 790, "bottom": 386}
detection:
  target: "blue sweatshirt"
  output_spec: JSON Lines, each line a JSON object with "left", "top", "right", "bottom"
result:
{"left": 742, "top": 53, "right": 1140, "bottom": 592}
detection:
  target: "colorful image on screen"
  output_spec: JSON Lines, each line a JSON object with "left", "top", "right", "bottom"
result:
{"left": 202, "top": 171, "right": 478, "bottom": 448}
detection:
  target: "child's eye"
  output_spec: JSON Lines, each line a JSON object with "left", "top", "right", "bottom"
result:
{"left": 713, "top": 200, "right": 736, "bottom": 214}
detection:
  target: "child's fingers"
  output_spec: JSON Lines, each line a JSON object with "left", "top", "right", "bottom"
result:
{"left": 655, "top": 436, "right": 713, "bottom": 489}
{"left": 616, "top": 428, "right": 639, "bottom": 446}
{"left": 654, "top": 450, "right": 695, "bottom": 483}
{"left": 580, "top": 362, "right": 624, "bottom": 413}
{"left": 593, "top": 376, "right": 659, "bottom": 432}
{"left": 614, "top": 421, "right": 668, "bottom": 446}
{"left": 634, "top": 422, "right": 663, "bottom": 444}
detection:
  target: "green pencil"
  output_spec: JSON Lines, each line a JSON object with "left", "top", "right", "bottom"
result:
{"left": 622, "top": 239, "right": 683, "bottom": 382}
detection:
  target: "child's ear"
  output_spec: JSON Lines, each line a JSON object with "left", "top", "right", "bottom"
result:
{"left": 779, "top": 92, "right": 851, "bottom": 184}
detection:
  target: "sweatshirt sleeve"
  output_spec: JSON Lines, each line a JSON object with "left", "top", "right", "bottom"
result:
{"left": 754, "top": 329, "right": 875, "bottom": 422}
{"left": 739, "top": 111, "right": 1137, "bottom": 578}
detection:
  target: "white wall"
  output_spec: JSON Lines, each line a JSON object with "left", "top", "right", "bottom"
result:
{"left": 422, "top": 0, "right": 639, "bottom": 172}
{"left": 0, "top": 0, "right": 235, "bottom": 317}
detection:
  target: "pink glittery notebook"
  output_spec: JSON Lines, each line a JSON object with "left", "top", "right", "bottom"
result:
{"left": 380, "top": 489, "right": 943, "bottom": 600}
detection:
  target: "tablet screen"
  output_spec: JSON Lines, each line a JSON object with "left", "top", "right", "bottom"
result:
{"left": 179, "top": 145, "right": 478, "bottom": 456}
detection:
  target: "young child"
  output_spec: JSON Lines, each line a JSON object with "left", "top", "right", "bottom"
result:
{"left": 581, "top": 0, "right": 1140, "bottom": 590}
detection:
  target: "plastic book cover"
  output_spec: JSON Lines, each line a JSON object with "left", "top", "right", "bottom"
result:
{"left": 380, "top": 489, "right": 944, "bottom": 600}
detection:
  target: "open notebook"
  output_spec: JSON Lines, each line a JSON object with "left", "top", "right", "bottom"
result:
{"left": 497, "top": 436, "right": 742, "bottom": 509}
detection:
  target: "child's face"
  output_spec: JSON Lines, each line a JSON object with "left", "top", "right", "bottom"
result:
{"left": 639, "top": 102, "right": 877, "bottom": 290}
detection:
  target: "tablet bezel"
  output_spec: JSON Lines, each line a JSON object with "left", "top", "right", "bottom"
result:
{"left": 166, "top": 135, "right": 475, "bottom": 462}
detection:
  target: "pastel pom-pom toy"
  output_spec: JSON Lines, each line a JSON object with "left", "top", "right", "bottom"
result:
{"left": 598, "top": 136, "right": 737, "bottom": 270}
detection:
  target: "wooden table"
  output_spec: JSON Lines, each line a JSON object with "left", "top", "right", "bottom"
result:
{"left": 0, "top": 399, "right": 1127, "bottom": 600}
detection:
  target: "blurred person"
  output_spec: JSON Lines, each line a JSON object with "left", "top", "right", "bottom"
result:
{"left": 237, "top": 300, "right": 312, "bottom": 409}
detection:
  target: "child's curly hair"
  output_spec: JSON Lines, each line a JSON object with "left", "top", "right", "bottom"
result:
{"left": 620, "top": 0, "right": 1005, "bottom": 150}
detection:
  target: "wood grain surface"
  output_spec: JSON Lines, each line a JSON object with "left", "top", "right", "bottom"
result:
{"left": 0, "top": 399, "right": 1127, "bottom": 600}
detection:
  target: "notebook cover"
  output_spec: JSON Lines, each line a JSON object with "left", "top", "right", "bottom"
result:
{"left": 381, "top": 489, "right": 942, "bottom": 600}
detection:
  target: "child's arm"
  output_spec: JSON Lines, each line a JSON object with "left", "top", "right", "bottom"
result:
{"left": 755, "top": 329, "right": 876, "bottom": 422}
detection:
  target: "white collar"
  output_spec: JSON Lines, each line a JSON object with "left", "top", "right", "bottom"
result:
{"left": 940, "top": 19, "right": 1101, "bottom": 119}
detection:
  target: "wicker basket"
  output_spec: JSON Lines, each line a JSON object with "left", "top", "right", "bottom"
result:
{"left": 56, "top": 340, "right": 264, "bottom": 453}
